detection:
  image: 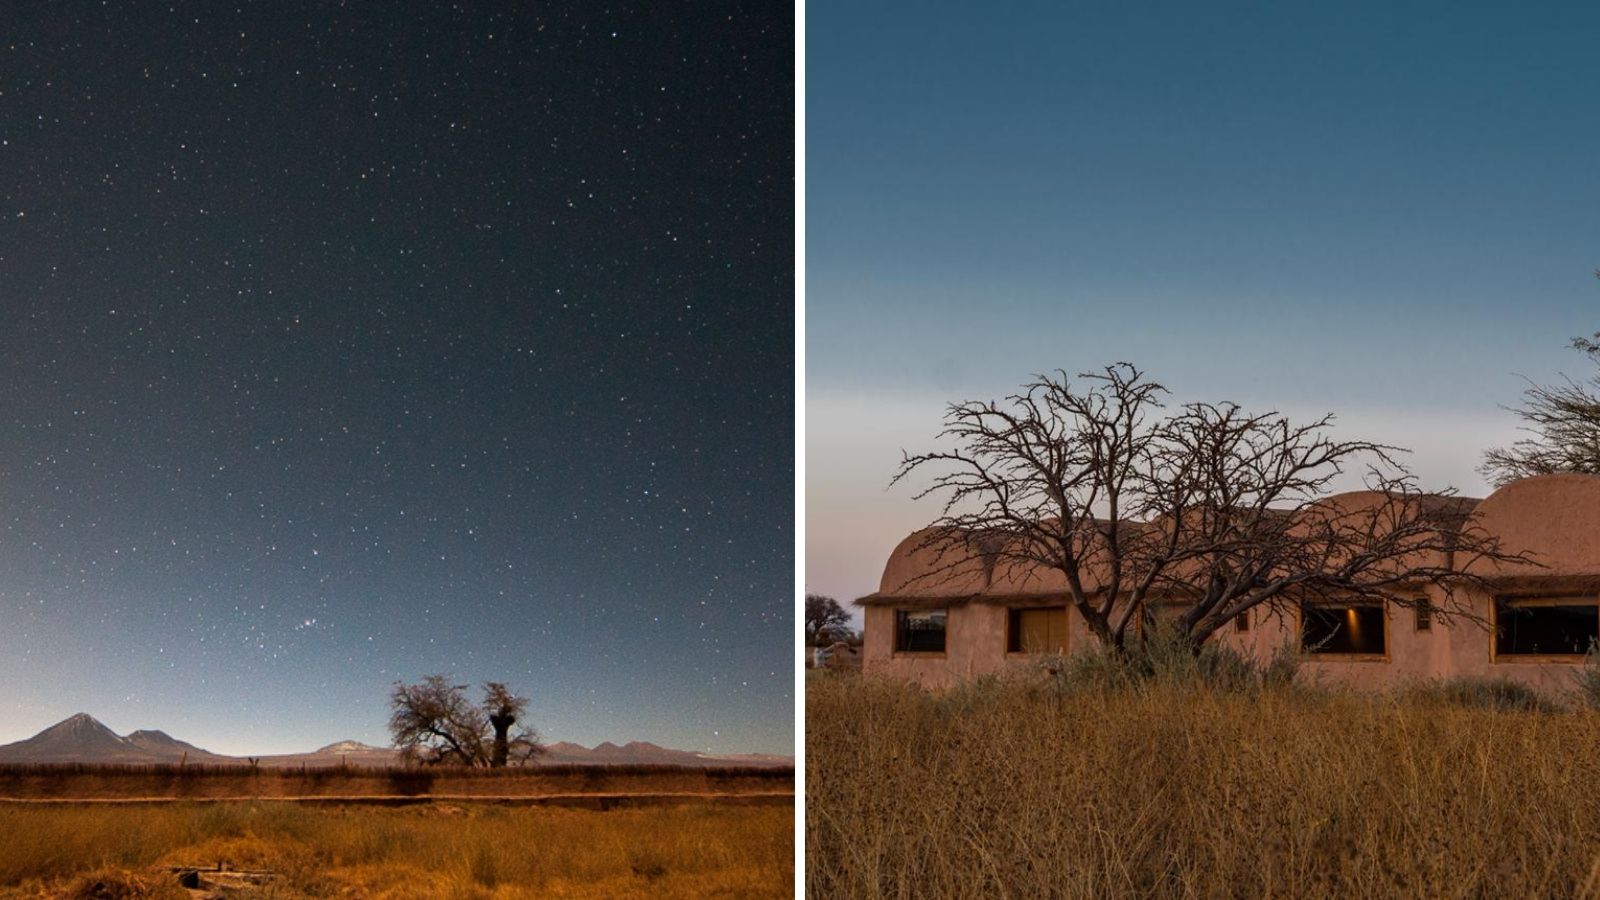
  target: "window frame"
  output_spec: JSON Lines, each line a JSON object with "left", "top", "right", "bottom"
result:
{"left": 1414, "top": 598, "right": 1432, "bottom": 633}
{"left": 893, "top": 608, "right": 949, "bottom": 656}
{"left": 1298, "top": 601, "right": 1389, "bottom": 661}
{"left": 1006, "top": 604, "right": 1069, "bottom": 656}
{"left": 1490, "top": 596, "right": 1598, "bottom": 663}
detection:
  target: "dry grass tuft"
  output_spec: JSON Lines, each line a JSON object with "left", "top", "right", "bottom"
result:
{"left": 60, "top": 867, "right": 187, "bottom": 899}
{"left": 807, "top": 673, "right": 1600, "bottom": 898}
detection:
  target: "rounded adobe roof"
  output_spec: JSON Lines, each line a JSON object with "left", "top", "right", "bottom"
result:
{"left": 875, "top": 527, "right": 994, "bottom": 597}
{"left": 1466, "top": 473, "right": 1600, "bottom": 578}
{"left": 1289, "top": 489, "right": 1478, "bottom": 573}
{"left": 987, "top": 524, "right": 1116, "bottom": 595}
{"left": 1297, "top": 489, "right": 1480, "bottom": 522}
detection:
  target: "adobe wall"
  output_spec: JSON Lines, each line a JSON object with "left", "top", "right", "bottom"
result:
{"left": 862, "top": 602, "right": 1096, "bottom": 688}
{"left": 1220, "top": 586, "right": 1452, "bottom": 689}
{"left": 1195, "top": 587, "right": 1587, "bottom": 695}
{"left": 1432, "top": 589, "right": 1585, "bottom": 695}
{"left": 865, "top": 588, "right": 1584, "bottom": 696}
{"left": 860, "top": 475, "right": 1600, "bottom": 696}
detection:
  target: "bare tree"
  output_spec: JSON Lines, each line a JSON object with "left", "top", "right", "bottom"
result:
{"left": 1480, "top": 373, "right": 1600, "bottom": 486}
{"left": 483, "top": 682, "right": 542, "bottom": 768}
{"left": 895, "top": 365, "right": 1524, "bottom": 652}
{"left": 1481, "top": 271, "right": 1600, "bottom": 485}
{"left": 389, "top": 676, "right": 544, "bottom": 767}
{"left": 805, "top": 594, "right": 852, "bottom": 646}
{"left": 389, "top": 675, "right": 489, "bottom": 766}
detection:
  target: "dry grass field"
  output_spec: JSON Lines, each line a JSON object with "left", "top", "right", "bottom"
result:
{"left": 0, "top": 762, "right": 791, "bottom": 802}
{"left": 807, "top": 672, "right": 1600, "bottom": 899}
{"left": 0, "top": 800, "right": 792, "bottom": 898}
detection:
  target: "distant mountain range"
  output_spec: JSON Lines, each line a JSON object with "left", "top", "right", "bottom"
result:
{"left": 539, "top": 740, "right": 792, "bottom": 768}
{"left": 0, "top": 714, "right": 791, "bottom": 768}
{"left": 0, "top": 714, "right": 233, "bottom": 765}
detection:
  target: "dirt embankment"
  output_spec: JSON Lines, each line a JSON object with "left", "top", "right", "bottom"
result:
{"left": 0, "top": 763, "right": 793, "bottom": 801}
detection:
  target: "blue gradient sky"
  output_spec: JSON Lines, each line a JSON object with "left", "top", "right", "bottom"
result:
{"left": 807, "top": 1, "right": 1600, "bottom": 607}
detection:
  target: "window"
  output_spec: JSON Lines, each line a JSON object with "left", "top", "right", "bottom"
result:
{"left": 1495, "top": 598, "right": 1597, "bottom": 657}
{"left": 1414, "top": 599, "right": 1432, "bottom": 633}
{"left": 1136, "top": 603, "right": 1191, "bottom": 638}
{"left": 1234, "top": 610, "right": 1250, "bottom": 633}
{"left": 1008, "top": 606, "right": 1067, "bottom": 653}
{"left": 1301, "top": 603, "right": 1386, "bottom": 655}
{"left": 895, "top": 609, "right": 947, "bottom": 653}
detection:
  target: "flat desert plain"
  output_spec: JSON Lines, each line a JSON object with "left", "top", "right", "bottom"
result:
{"left": 0, "top": 764, "right": 794, "bottom": 898}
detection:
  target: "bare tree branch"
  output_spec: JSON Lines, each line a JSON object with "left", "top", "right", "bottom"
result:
{"left": 895, "top": 365, "right": 1532, "bottom": 652}
{"left": 1482, "top": 271, "right": 1600, "bottom": 485}
{"left": 389, "top": 676, "right": 544, "bottom": 767}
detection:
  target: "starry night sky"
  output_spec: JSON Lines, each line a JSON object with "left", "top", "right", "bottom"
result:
{"left": 0, "top": 3, "right": 792, "bottom": 756}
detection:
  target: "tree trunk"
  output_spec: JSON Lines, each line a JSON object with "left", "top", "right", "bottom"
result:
{"left": 1076, "top": 602, "right": 1116, "bottom": 647}
{"left": 488, "top": 714, "right": 514, "bottom": 767}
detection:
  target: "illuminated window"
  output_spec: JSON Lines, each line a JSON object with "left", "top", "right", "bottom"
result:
{"left": 1008, "top": 606, "right": 1067, "bottom": 653}
{"left": 1414, "top": 600, "right": 1432, "bottom": 633}
{"left": 1495, "top": 598, "right": 1597, "bottom": 657}
{"left": 895, "top": 609, "right": 947, "bottom": 653}
{"left": 1301, "top": 603, "right": 1386, "bottom": 655}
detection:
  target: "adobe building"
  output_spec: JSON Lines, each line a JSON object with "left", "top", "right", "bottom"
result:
{"left": 812, "top": 641, "right": 863, "bottom": 671}
{"left": 855, "top": 473, "right": 1600, "bottom": 694}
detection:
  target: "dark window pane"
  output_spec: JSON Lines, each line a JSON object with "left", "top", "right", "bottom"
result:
{"left": 1495, "top": 602, "right": 1596, "bottom": 656}
{"left": 1415, "top": 601, "right": 1432, "bottom": 632}
{"left": 896, "top": 609, "right": 947, "bottom": 653}
{"left": 1302, "top": 605, "right": 1386, "bottom": 655}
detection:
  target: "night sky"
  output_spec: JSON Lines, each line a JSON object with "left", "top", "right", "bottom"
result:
{"left": 0, "top": 3, "right": 792, "bottom": 756}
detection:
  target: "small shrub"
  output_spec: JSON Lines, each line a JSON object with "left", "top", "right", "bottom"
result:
{"left": 64, "top": 867, "right": 186, "bottom": 899}
{"left": 628, "top": 847, "right": 670, "bottom": 880}
{"left": 1039, "top": 643, "right": 1139, "bottom": 692}
{"left": 1260, "top": 640, "right": 1301, "bottom": 689}
{"left": 469, "top": 845, "right": 501, "bottom": 887}
{"left": 1572, "top": 642, "right": 1600, "bottom": 711}
{"left": 1041, "top": 624, "right": 1278, "bottom": 693}
{"left": 1399, "top": 676, "right": 1560, "bottom": 712}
